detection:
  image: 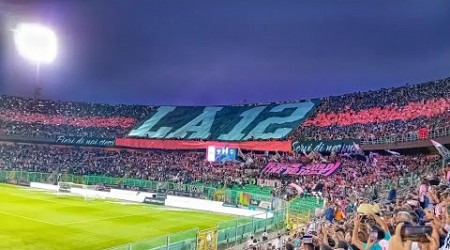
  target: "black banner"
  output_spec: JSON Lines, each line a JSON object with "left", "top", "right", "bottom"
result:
{"left": 292, "top": 139, "right": 358, "bottom": 154}
{"left": 143, "top": 196, "right": 166, "bottom": 205}
{"left": 172, "top": 191, "right": 205, "bottom": 199}
{"left": 250, "top": 199, "right": 261, "bottom": 206}
{"left": 155, "top": 193, "right": 167, "bottom": 199}
{"left": 55, "top": 135, "right": 115, "bottom": 147}
{"left": 222, "top": 201, "right": 239, "bottom": 208}
{"left": 157, "top": 189, "right": 167, "bottom": 194}
{"left": 172, "top": 184, "right": 205, "bottom": 196}
{"left": 258, "top": 201, "right": 272, "bottom": 210}
{"left": 250, "top": 199, "right": 272, "bottom": 210}
{"left": 58, "top": 183, "right": 71, "bottom": 193}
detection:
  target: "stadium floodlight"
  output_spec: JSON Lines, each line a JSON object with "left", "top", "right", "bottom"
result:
{"left": 13, "top": 23, "right": 58, "bottom": 64}
{"left": 13, "top": 23, "right": 58, "bottom": 98}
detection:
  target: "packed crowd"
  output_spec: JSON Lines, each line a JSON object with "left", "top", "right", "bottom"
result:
{"left": 263, "top": 151, "right": 440, "bottom": 201}
{"left": 294, "top": 77, "right": 450, "bottom": 141}
{"left": 1, "top": 140, "right": 450, "bottom": 250}
{"left": 2, "top": 78, "right": 450, "bottom": 250}
{"left": 0, "top": 141, "right": 440, "bottom": 199}
{"left": 257, "top": 163, "right": 450, "bottom": 250}
{"left": 316, "top": 78, "right": 450, "bottom": 113}
{"left": 242, "top": 153, "right": 450, "bottom": 250}
{"left": 1, "top": 78, "right": 450, "bottom": 144}
{"left": 0, "top": 142, "right": 266, "bottom": 187}
{"left": 0, "top": 95, "right": 155, "bottom": 138}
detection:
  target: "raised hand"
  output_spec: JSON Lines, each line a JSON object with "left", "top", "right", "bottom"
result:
{"left": 365, "top": 235, "right": 374, "bottom": 250}
{"left": 425, "top": 234, "right": 439, "bottom": 250}
{"left": 389, "top": 223, "right": 412, "bottom": 250}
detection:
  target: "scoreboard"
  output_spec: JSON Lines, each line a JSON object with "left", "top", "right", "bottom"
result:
{"left": 207, "top": 146, "right": 237, "bottom": 162}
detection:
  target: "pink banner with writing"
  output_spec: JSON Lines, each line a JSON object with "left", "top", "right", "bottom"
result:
{"left": 261, "top": 162, "right": 341, "bottom": 176}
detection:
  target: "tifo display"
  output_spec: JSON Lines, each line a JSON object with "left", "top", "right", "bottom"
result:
{"left": 0, "top": 76, "right": 450, "bottom": 250}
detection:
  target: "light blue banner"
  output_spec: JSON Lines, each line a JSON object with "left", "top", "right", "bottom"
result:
{"left": 129, "top": 101, "right": 319, "bottom": 141}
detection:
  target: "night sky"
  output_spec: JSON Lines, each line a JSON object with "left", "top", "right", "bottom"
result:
{"left": 1, "top": 0, "right": 450, "bottom": 106}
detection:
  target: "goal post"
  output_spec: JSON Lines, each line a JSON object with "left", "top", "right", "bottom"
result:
{"left": 57, "top": 182, "right": 101, "bottom": 201}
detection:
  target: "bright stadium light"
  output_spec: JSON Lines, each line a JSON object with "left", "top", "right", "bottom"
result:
{"left": 14, "top": 23, "right": 58, "bottom": 64}
{"left": 13, "top": 23, "right": 58, "bottom": 98}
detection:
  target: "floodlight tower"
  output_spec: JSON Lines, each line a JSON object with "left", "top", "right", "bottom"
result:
{"left": 13, "top": 23, "right": 58, "bottom": 99}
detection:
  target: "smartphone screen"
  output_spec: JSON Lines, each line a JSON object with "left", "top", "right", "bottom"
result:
{"left": 370, "top": 231, "right": 378, "bottom": 241}
{"left": 401, "top": 225, "right": 432, "bottom": 242}
{"left": 302, "top": 235, "right": 313, "bottom": 244}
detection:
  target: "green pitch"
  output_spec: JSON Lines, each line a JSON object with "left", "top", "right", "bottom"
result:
{"left": 0, "top": 184, "right": 234, "bottom": 250}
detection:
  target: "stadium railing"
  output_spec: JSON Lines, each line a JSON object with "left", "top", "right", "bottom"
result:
{"left": 0, "top": 170, "right": 276, "bottom": 207}
{"left": 360, "top": 126, "right": 450, "bottom": 145}
{"left": 0, "top": 168, "right": 421, "bottom": 204}
{"left": 359, "top": 161, "right": 443, "bottom": 203}
{"left": 383, "top": 161, "right": 442, "bottom": 190}
{"left": 102, "top": 209, "right": 287, "bottom": 250}
{"left": 0, "top": 166, "right": 438, "bottom": 203}
{"left": 216, "top": 208, "right": 287, "bottom": 250}
{"left": 103, "top": 228, "right": 199, "bottom": 250}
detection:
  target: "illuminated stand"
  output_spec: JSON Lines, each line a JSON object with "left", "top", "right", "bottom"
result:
{"left": 13, "top": 23, "right": 58, "bottom": 99}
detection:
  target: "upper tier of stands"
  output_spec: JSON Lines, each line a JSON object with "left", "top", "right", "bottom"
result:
{"left": 294, "top": 77, "right": 450, "bottom": 143}
{"left": 0, "top": 95, "right": 155, "bottom": 138}
{"left": 0, "top": 77, "right": 449, "bottom": 143}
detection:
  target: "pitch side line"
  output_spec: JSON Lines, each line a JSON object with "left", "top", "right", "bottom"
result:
{"left": 4, "top": 190, "right": 99, "bottom": 208}
{"left": 61, "top": 211, "right": 162, "bottom": 225}
{"left": 182, "top": 213, "right": 231, "bottom": 222}
{"left": 0, "top": 210, "right": 57, "bottom": 226}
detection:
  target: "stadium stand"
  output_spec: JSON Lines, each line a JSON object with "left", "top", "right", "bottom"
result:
{"left": 294, "top": 77, "right": 450, "bottom": 144}
{"left": 244, "top": 161, "right": 450, "bottom": 250}
{"left": 0, "top": 95, "right": 155, "bottom": 138}
{"left": 0, "top": 77, "right": 449, "bottom": 144}
{"left": 0, "top": 142, "right": 439, "bottom": 200}
{"left": 1, "top": 77, "right": 450, "bottom": 249}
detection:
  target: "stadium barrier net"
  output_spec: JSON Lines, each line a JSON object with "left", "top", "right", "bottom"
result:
{"left": 103, "top": 228, "right": 200, "bottom": 250}
{"left": 102, "top": 209, "right": 287, "bottom": 250}
{"left": 0, "top": 169, "right": 423, "bottom": 196}
{"left": 0, "top": 171, "right": 275, "bottom": 205}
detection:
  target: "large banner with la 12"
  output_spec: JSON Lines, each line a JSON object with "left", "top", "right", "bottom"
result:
{"left": 128, "top": 101, "right": 318, "bottom": 141}
{"left": 207, "top": 146, "right": 237, "bottom": 162}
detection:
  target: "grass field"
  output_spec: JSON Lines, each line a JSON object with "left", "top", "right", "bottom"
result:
{"left": 0, "top": 183, "right": 234, "bottom": 250}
